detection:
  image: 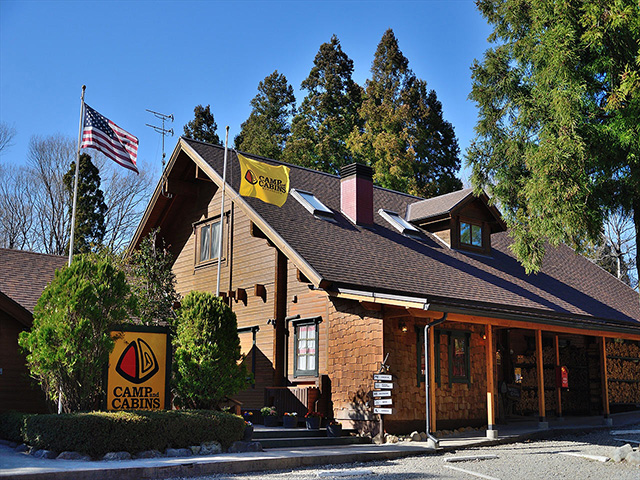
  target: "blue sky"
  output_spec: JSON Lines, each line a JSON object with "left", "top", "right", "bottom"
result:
{"left": 0, "top": 0, "right": 492, "bottom": 183}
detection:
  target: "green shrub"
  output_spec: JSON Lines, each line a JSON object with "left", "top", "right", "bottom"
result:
{"left": 0, "top": 412, "right": 32, "bottom": 443}
{"left": 6, "top": 410, "right": 243, "bottom": 457}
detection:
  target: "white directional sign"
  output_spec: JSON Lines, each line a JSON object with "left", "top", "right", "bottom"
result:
{"left": 374, "top": 382, "right": 394, "bottom": 390}
{"left": 373, "top": 407, "right": 394, "bottom": 415}
{"left": 373, "top": 374, "right": 393, "bottom": 381}
{"left": 372, "top": 390, "right": 391, "bottom": 398}
{"left": 374, "top": 398, "right": 393, "bottom": 406}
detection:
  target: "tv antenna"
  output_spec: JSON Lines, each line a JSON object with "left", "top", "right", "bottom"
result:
{"left": 146, "top": 109, "right": 174, "bottom": 171}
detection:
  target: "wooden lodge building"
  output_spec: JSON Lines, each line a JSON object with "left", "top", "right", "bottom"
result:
{"left": 131, "top": 137, "right": 640, "bottom": 438}
{"left": 0, "top": 249, "right": 67, "bottom": 413}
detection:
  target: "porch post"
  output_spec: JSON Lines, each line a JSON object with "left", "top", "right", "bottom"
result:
{"left": 535, "top": 329, "right": 548, "bottom": 428}
{"left": 555, "top": 335, "right": 562, "bottom": 419}
{"left": 273, "top": 250, "right": 287, "bottom": 386}
{"left": 428, "top": 326, "right": 437, "bottom": 433}
{"left": 485, "top": 324, "right": 498, "bottom": 439}
{"left": 600, "top": 337, "right": 612, "bottom": 425}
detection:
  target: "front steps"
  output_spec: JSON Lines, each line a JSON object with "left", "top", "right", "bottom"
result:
{"left": 253, "top": 427, "right": 371, "bottom": 449}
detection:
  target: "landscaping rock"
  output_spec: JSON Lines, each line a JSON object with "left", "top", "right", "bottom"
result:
{"left": 32, "top": 449, "right": 57, "bottom": 459}
{"left": 200, "top": 441, "right": 222, "bottom": 455}
{"left": 410, "top": 431, "right": 421, "bottom": 442}
{"left": 227, "top": 441, "right": 263, "bottom": 453}
{"left": 57, "top": 451, "right": 91, "bottom": 461}
{"left": 386, "top": 435, "right": 399, "bottom": 444}
{"left": 420, "top": 432, "right": 428, "bottom": 441}
{"left": 165, "top": 448, "right": 192, "bottom": 457}
{"left": 15, "top": 444, "right": 29, "bottom": 453}
{"left": 190, "top": 445, "right": 201, "bottom": 455}
{"left": 103, "top": 451, "right": 132, "bottom": 461}
{"left": 134, "top": 450, "right": 163, "bottom": 459}
{"left": 626, "top": 450, "right": 640, "bottom": 465}
{"left": 612, "top": 444, "right": 633, "bottom": 462}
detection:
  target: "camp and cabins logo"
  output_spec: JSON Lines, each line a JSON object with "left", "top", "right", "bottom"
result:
{"left": 107, "top": 330, "right": 168, "bottom": 411}
{"left": 115, "top": 338, "right": 159, "bottom": 384}
{"left": 237, "top": 153, "right": 290, "bottom": 207}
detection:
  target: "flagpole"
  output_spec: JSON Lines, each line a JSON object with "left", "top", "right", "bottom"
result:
{"left": 68, "top": 85, "right": 86, "bottom": 268}
{"left": 216, "top": 126, "right": 230, "bottom": 296}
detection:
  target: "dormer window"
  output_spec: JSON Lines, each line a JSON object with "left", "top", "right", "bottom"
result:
{"left": 291, "top": 189, "right": 334, "bottom": 220}
{"left": 379, "top": 209, "right": 421, "bottom": 238}
{"left": 460, "top": 222, "right": 482, "bottom": 248}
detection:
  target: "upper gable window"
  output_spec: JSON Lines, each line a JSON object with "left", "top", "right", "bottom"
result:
{"left": 460, "top": 222, "right": 482, "bottom": 248}
{"left": 291, "top": 189, "right": 334, "bottom": 219}
{"left": 196, "top": 217, "right": 222, "bottom": 264}
{"left": 379, "top": 209, "right": 421, "bottom": 238}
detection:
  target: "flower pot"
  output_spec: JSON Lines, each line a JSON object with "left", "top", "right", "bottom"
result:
{"left": 327, "top": 424, "right": 342, "bottom": 437}
{"left": 305, "top": 416, "right": 320, "bottom": 430}
{"left": 264, "top": 415, "right": 278, "bottom": 427}
{"left": 282, "top": 416, "right": 298, "bottom": 428}
{"left": 243, "top": 424, "right": 254, "bottom": 441}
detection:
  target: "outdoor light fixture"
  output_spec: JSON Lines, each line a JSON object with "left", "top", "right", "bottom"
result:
{"left": 399, "top": 322, "right": 408, "bottom": 333}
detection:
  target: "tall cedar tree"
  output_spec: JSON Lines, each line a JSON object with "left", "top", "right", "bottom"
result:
{"left": 234, "top": 71, "right": 296, "bottom": 161}
{"left": 63, "top": 153, "right": 107, "bottom": 254}
{"left": 283, "top": 35, "right": 362, "bottom": 174}
{"left": 183, "top": 104, "right": 221, "bottom": 144}
{"left": 467, "top": 0, "right": 640, "bottom": 280}
{"left": 349, "top": 29, "right": 462, "bottom": 197}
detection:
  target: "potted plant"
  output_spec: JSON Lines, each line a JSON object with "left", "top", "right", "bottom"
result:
{"left": 327, "top": 420, "right": 342, "bottom": 437}
{"left": 261, "top": 406, "right": 278, "bottom": 427}
{"left": 243, "top": 412, "right": 254, "bottom": 440}
{"left": 305, "top": 411, "right": 323, "bottom": 430}
{"left": 282, "top": 412, "right": 298, "bottom": 428}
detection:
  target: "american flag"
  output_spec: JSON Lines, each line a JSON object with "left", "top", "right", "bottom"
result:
{"left": 81, "top": 104, "right": 139, "bottom": 174}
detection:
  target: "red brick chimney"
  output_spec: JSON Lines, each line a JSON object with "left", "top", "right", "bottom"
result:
{"left": 340, "top": 163, "right": 374, "bottom": 225}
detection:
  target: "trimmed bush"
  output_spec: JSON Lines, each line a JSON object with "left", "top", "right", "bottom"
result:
{"left": 1, "top": 410, "right": 243, "bottom": 457}
{"left": 0, "top": 411, "right": 32, "bottom": 443}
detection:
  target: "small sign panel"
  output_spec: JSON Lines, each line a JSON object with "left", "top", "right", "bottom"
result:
{"left": 374, "top": 382, "right": 394, "bottom": 390}
{"left": 374, "top": 398, "right": 393, "bottom": 406}
{"left": 372, "top": 390, "right": 392, "bottom": 398}
{"left": 373, "top": 407, "right": 394, "bottom": 415}
{"left": 373, "top": 374, "right": 393, "bottom": 381}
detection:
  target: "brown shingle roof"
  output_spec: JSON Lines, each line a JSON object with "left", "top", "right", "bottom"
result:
{"left": 183, "top": 139, "right": 640, "bottom": 330}
{"left": 406, "top": 188, "right": 474, "bottom": 222}
{"left": 0, "top": 249, "right": 67, "bottom": 313}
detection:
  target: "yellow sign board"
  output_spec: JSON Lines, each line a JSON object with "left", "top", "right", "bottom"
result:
{"left": 106, "top": 329, "right": 169, "bottom": 410}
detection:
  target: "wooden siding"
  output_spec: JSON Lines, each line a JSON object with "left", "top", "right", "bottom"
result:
{"left": 0, "top": 310, "right": 48, "bottom": 413}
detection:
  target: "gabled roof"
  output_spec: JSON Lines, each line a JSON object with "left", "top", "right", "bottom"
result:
{"left": 406, "top": 188, "right": 475, "bottom": 222}
{"left": 0, "top": 248, "right": 66, "bottom": 326}
{"left": 134, "top": 138, "right": 640, "bottom": 334}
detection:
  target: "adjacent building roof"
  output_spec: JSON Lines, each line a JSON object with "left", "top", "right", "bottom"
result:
{"left": 137, "top": 138, "right": 640, "bottom": 334}
{"left": 406, "top": 188, "right": 475, "bottom": 222}
{"left": 0, "top": 249, "right": 66, "bottom": 319}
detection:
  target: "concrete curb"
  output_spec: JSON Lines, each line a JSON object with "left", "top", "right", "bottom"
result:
{"left": 0, "top": 420, "right": 635, "bottom": 480}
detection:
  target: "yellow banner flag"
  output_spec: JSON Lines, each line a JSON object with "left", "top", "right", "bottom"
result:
{"left": 237, "top": 153, "right": 290, "bottom": 207}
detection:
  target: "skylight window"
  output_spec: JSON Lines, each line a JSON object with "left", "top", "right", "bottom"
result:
{"left": 379, "top": 209, "right": 421, "bottom": 237}
{"left": 291, "top": 189, "right": 334, "bottom": 219}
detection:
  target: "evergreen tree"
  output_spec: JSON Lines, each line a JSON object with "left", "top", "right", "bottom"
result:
{"left": 235, "top": 71, "right": 296, "bottom": 161}
{"left": 183, "top": 104, "right": 221, "bottom": 144}
{"left": 349, "top": 29, "right": 462, "bottom": 197}
{"left": 283, "top": 35, "right": 362, "bottom": 174}
{"left": 467, "top": 0, "right": 640, "bottom": 279}
{"left": 63, "top": 153, "right": 107, "bottom": 254}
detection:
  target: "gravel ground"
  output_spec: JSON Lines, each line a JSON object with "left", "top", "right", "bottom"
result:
{"left": 167, "top": 427, "right": 640, "bottom": 480}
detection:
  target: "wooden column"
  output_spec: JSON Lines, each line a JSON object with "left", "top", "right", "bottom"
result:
{"left": 485, "top": 324, "right": 498, "bottom": 438}
{"left": 428, "top": 326, "right": 437, "bottom": 433}
{"left": 273, "top": 250, "right": 287, "bottom": 386}
{"left": 535, "top": 329, "right": 546, "bottom": 423}
{"left": 600, "top": 337, "right": 610, "bottom": 418}
{"left": 555, "top": 335, "right": 562, "bottom": 418}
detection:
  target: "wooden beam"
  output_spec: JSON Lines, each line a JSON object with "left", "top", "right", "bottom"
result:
{"left": 296, "top": 269, "right": 310, "bottom": 284}
{"left": 195, "top": 164, "right": 213, "bottom": 181}
{"left": 236, "top": 288, "right": 247, "bottom": 305}
{"left": 254, "top": 284, "right": 266, "bottom": 302}
{"left": 164, "top": 178, "right": 197, "bottom": 197}
{"left": 555, "top": 335, "right": 562, "bottom": 418}
{"left": 536, "top": 329, "right": 546, "bottom": 422}
{"left": 361, "top": 301, "right": 383, "bottom": 312}
{"left": 486, "top": 324, "right": 496, "bottom": 431}
{"left": 273, "top": 250, "right": 287, "bottom": 387}
{"left": 250, "top": 221, "right": 268, "bottom": 240}
{"left": 600, "top": 337, "right": 610, "bottom": 417}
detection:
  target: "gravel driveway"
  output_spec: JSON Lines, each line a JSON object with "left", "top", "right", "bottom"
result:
{"left": 168, "top": 428, "right": 640, "bottom": 480}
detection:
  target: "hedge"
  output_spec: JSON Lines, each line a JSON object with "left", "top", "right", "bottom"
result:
{"left": 0, "top": 411, "right": 33, "bottom": 443}
{"left": 0, "top": 410, "right": 244, "bottom": 457}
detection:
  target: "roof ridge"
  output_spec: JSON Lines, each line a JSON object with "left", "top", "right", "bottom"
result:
{"left": 0, "top": 247, "right": 67, "bottom": 260}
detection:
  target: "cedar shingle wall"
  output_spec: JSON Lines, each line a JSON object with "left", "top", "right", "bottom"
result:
{"left": 0, "top": 311, "right": 48, "bottom": 413}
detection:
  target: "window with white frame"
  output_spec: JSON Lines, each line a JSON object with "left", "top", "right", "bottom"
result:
{"left": 197, "top": 218, "right": 222, "bottom": 264}
{"left": 294, "top": 319, "right": 321, "bottom": 377}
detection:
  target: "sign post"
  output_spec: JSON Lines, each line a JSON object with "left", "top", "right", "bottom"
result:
{"left": 373, "top": 354, "right": 394, "bottom": 441}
